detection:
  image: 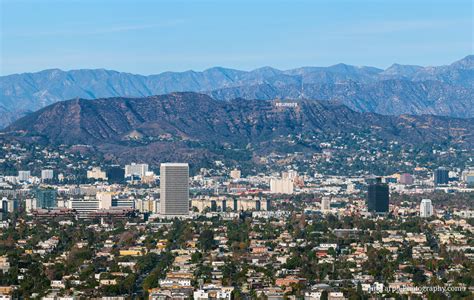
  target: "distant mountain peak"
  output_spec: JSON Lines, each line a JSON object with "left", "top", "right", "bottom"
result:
{"left": 328, "top": 63, "right": 354, "bottom": 71}
{"left": 250, "top": 66, "right": 283, "bottom": 76}
{"left": 382, "top": 63, "right": 423, "bottom": 76}
{"left": 450, "top": 55, "right": 474, "bottom": 69}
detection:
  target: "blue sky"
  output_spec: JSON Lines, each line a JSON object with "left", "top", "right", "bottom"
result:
{"left": 0, "top": 0, "right": 472, "bottom": 75}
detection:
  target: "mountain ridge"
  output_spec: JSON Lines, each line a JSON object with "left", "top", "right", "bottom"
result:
{"left": 1, "top": 55, "right": 473, "bottom": 128}
{"left": 5, "top": 92, "right": 474, "bottom": 166}
{"left": 5, "top": 55, "right": 471, "bottom": 78}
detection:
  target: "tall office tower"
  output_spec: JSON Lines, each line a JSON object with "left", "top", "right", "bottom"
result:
{"left": 434, "top": 167, "right": 449, "bottom": 185}
{"left": 125, "top": 163, "right": 149, "bottom": 178}
{"left": 18, "top": 171, "right": 31, "bottom": 182}
{"left": 367, "top": 178, "right": 389, "bottom": 213}
{"left": 160, "top": 163, "right": 189, "bottom": 216}
{"left": 41, "top": 169, "right": 54, "bottom": 181}
{"left": 35, "top": 189, "right": 57, "bottom": 209}
{"left": 420, "top": 199, "right": 433, "bottom": 218}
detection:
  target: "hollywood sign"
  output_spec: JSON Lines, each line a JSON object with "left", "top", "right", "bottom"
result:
{"left": 275, "top": 102, "right": 298, "bottom": 108}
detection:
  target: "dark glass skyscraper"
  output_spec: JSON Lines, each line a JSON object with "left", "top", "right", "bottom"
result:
{"left": 210, "top": 200, "right": 217, "bottom": 212}
{"left": 106, "top": 166, "right": 125, "bottom": 184}
{"left": 367, "top": 178, "right": 389, "bottom": 213}
{"left": 255, "top": 200, "right": 261, "bottom": 211}
{"left": 35, "top": 189, "right": 57, "bottom": 209}
{"left": 0, "top": 200, "right": 8, "bottom": 220}
{"left": 233, "top": 198, "right": 238, "bottom": 211}
{"left": 434, "top": 167, "right": 449, "bottom": 185}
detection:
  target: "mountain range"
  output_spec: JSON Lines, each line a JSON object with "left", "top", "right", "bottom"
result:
{"left": 1, "top": 55, "right": 473, "bottom": 128}
{"left": 5, "top": 92, "right": 473, "bottom": 166}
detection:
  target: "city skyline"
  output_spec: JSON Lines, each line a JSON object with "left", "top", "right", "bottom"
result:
{"left": 0, "top": 0, "right": 473, "bottom": 298}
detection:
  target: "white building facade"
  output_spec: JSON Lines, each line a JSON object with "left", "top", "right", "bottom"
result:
{"left": 160, "top": 163, "right": 189, "bottom": 216}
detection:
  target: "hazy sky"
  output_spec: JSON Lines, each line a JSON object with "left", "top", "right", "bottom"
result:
{"left": 0, "top": 0, "right": 472, "bottom": 75}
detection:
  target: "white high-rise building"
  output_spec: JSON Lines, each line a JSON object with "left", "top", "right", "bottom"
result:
{"left": 18, "top": 171, "right": 31, "bottom": 182}
{"left": 125, "top": 163, "right": 149, "bottom": 178}
{"left": 25, "top": 198, "right": 36, "bottom": 212}
{"left": 270, "top": 178, "right": 294, "bottom": 194}
{"left": 41, "top": 169, "right": 54, "bottom": 181}
{"left": 420, "top": 199, "right": 433, "bottom": 218}
{"left": 321, "top": 197, "right": 331, "bottom": 212}
{"left": 160, "top": 163, "right": 189, "bottom": 216}
{"left": 7, "top": 199, "right": 18, "bottom": 213}
{"left": 96, "top": 192, "right": 112, "bottom": 209}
